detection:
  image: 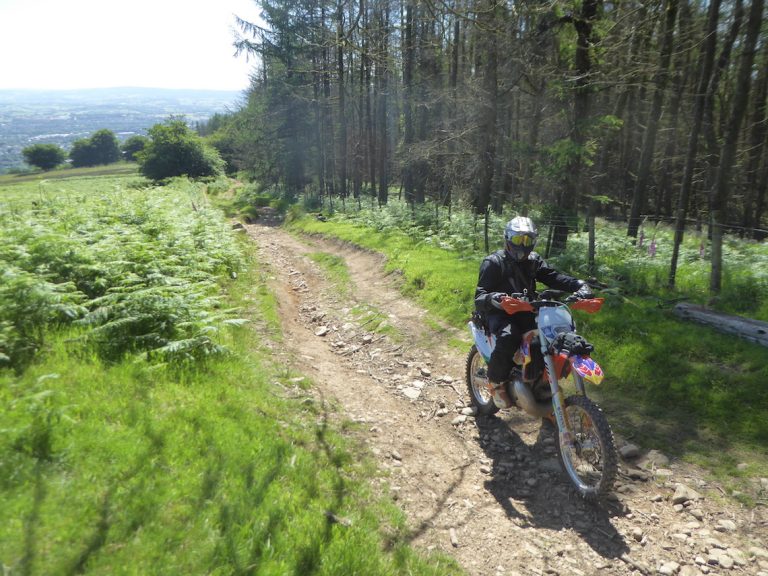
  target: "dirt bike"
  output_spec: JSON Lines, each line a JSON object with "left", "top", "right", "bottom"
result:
{"left": 465, "top": 289, "right": 618, "bottom": 499}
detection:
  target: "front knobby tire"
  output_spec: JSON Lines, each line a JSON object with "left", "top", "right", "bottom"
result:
{"left": 555, "top": 395, "right": 618, "bottom": 499}
{"left": 465, "top": 345, "right": 499, "bottom": 416}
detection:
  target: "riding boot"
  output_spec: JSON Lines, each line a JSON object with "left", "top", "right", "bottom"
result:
{"left": 490, "top": 380, "right": 513, "bottom": 409}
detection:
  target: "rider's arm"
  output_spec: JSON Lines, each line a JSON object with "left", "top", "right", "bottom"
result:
{"left": 474, "top": 256, "right": 506, "bottom": 312}
{"left": 533, "top": 256, "right": 588, "bottom": 294}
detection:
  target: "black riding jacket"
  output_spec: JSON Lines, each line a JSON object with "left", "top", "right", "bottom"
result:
{"left": 474, "top": 250, "right": 583, "bottom": 315}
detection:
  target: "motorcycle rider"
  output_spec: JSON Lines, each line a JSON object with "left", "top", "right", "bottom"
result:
{"left": 474, "top": 216, "right": 593, "bottom": 408}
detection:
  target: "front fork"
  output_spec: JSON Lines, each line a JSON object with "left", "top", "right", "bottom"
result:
{"left": 543, "top": 354, "right": 573, "bottom": 448}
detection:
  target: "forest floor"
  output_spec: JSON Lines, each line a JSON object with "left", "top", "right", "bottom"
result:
{"left": 243, "top": 214, "right": 768, "bottom": 576}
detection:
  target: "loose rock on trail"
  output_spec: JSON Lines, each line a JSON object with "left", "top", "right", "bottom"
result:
{"left": 242, "top": 219, "right": 768, "bottom": 576}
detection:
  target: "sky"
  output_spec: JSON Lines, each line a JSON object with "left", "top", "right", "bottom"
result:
{"left": 0, "top": 0, "right": 263, "bottom": 91}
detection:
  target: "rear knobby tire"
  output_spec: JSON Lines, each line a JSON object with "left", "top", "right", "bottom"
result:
{"left": 465, "top": 345, "right": 499, "bottom": 416}
{"left": 555, "top": 395, "right": 618, "bottom": 499}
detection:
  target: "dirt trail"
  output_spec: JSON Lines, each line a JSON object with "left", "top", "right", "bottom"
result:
{"left": 243, "top": 218, "right": 768, "bottom": 576}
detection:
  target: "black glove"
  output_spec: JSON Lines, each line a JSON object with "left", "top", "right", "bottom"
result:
{"left": 575, "top": 281, "right": 593, "bottom": 299}
{"left": 488, "top": 292, "right": 507, "bottom": 309}
{"left": 475, "top": 292, "right": 506, "bottom": 312}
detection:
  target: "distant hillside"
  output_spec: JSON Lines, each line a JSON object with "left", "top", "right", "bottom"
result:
{"left": 0, "top": 87, "right": 243, "bottom": 173}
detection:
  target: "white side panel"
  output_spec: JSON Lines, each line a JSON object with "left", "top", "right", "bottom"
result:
{"left": 469, "top": 322, "right": 495, "bottom": 361}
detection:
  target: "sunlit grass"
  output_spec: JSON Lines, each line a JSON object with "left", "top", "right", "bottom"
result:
{"left": 308, "top": 252, "right": 352, "bottom": 298}
{"left": 292, "top": 198, "right": 768, "bottom": 321}
{"left": 0, "top": 162, "right": 140, "bottom": 186}
{"left": 0, "top": 178, "right": 464, "bottom": 575}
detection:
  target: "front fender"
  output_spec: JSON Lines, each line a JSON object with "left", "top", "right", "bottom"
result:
{"left": 570, "top": 355, "right": 604, "bottom": 385}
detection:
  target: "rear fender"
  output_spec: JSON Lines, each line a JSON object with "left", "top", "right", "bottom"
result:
{"left": 469, "top": 321, "right": 495, "bottom": 362}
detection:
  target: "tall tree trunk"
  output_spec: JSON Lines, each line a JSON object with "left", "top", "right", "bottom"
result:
{"left": 553, "top": 0, "right": 599, "bottom": 252}
{"left": 657, "top": 0, "right": 692, "bottom": 218}
{"left": 365, "top": 7, "right": 376, "bottom": 196}
{"left": 702, "top": 0, "right": 744, "bottom": 201}
{"left": 710, "top": 0, "right": 764, "bottom": 294}
{"left": 313, "top": 50, "right": 326, "bottom": 199}
{"left": 471, "top": 0, "right": 499, "bottom": 215}
{"left": 668, "top": 0, "right": 721, "bottom": 288}
{"left": 444, "top": 10, "right": 460, "bottom": 209}
{"left": 627, "top": 0, "right": 679, "bottom": 238}
{"left": 742, "top": 45, "right": 768, "bottom": 236}
{"left": 322, "top": 7, "right": 336, "bottom": 198}
{"left": 337, "top": 1, "right": 348, "bottom": 199}
{"left": 402, "top": 0, "right": 415, "bottom": 204}
{"left": 377, "top": 1, "right": 390, "bottom": 206}
{"left": 353, "top": 0, "right": 367, "bottom": 200}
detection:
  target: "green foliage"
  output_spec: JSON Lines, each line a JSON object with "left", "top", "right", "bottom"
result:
{"left": 548, "top": 222, "right": 768, "bottom": 319}
{"left": 299, "top": 197, "right": 768, "bottom": 320}
{"left": 538, "top": 138, "right": 595, "bottom": 180}
{"left": 138, "top": 119, "right": 224, "bottom": 182}
{"left": 69, "top": 129, "right": 121, "bottom": 167}
{"left": 120, "top": 135, "right": 149, "bottom": 161}
{"left": 0, "top": 240, "right": 461, "bottom": 576}
{"left": 0, "top": 269, "right": 85, "bottom": 370}
{"left": 0, "top": 175, "right": 244, "bottom": 370}
{"left": 21, "top": 144, "right": 66, "bottom": 171}
{"left": 206, "top": 125, "right": 241, "bottom": 176}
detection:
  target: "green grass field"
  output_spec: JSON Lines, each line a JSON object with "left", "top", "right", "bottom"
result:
{"left": 0, "top": 175, "right": 463, "bottom": 575}
{"left": 0, "top": 162, "right": 140, "bottom": 185}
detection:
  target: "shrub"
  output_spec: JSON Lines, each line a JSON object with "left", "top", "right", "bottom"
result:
{"left": 121, "top": 135, "right": 149, "bottom": 161}
{"left": 69, "top": 129, "right": 121, "bottom": 167}
{"left": 138, "top": 119, "right": 224, "bottom": 181}
{"left": 21, "top": 144, "right": 66, "bottom": 171}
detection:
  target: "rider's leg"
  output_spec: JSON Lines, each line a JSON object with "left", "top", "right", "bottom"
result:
{"left": 487, "top": 320, "right": 523, "bottom": 409}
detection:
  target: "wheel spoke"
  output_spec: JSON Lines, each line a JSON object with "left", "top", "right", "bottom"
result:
{"left": 465, "top": 346, "right": 499, "bottom": 416}
{"left": 556, "top": 396, "right": 618, "bottom": 499}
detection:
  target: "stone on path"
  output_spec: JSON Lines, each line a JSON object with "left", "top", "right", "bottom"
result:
{"left": 449, "top": 528, "right": 459, "bottom": 547}
{"left": 727, "top": 548, "right": 747, "bottom": 566}
{"left": 715, "top": 519, "right": 737, "bottom": 532}
{"left": 659, "top": 561, "right": 680, "bottom": 575}
{"left": 619, "top": 443, "right": 641, "bottom": 459}
{"left": 672, "top": 483, "right": 701, "bottom": 505}
{"left": 640, "top": 449, "right": 670, "bottom": 468}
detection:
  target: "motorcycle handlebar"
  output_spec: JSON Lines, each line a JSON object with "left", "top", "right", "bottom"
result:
{"left": 498, "top": 291, "right": 604, "bottom": 314}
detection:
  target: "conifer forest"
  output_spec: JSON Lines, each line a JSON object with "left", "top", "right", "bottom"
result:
{"left": 215, "top": 0, "right": 767, "bottom": 292}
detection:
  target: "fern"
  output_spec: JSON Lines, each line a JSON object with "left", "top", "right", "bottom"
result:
{"left": 1, "top": 178, "right": 246, "bottom": 370}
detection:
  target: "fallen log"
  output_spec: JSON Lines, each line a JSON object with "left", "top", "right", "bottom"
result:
{"left": 674, "top": 303, "right": 768, "bottom": 347}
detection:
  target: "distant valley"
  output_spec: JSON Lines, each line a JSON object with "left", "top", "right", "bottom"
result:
{"left": 0, "top": 87, "right": 243, "bottom": 173}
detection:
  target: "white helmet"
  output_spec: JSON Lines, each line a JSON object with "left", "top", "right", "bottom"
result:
{"left": 504, "top": 216, "right": 538, "bottom": 261}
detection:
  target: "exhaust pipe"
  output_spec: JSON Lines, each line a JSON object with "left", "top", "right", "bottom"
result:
{"left": 512, "top": 379, "right": 553, "bottom": 418}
